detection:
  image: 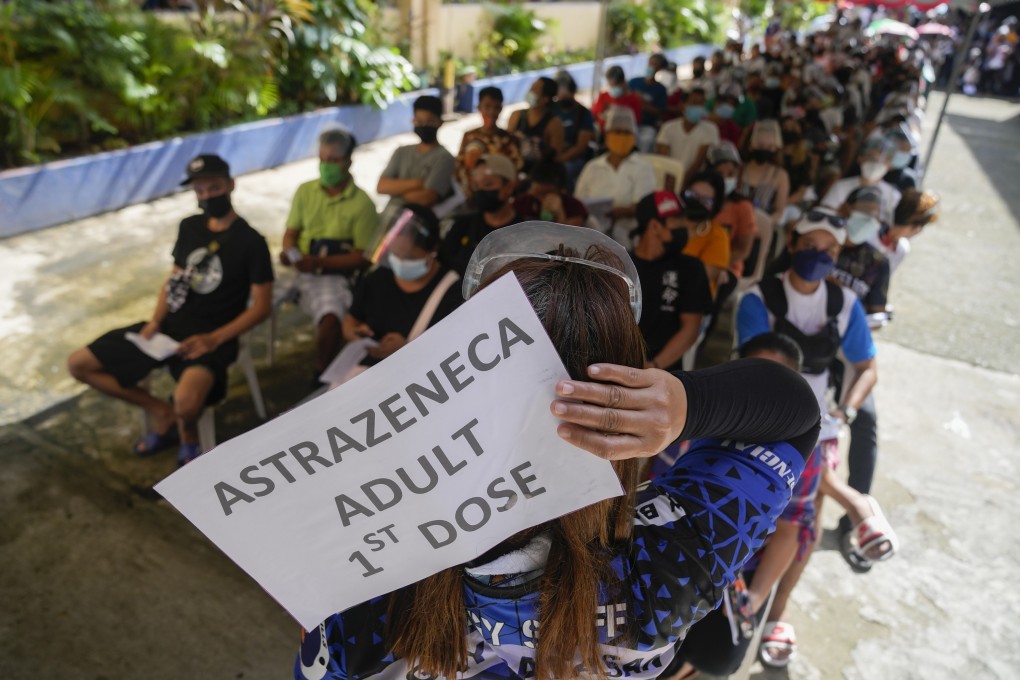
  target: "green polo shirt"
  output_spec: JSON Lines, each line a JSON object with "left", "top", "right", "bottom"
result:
{"left": 286, "top": 179, "right": 379, "bottom": 255}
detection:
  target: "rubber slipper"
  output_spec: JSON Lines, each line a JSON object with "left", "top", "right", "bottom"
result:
{"left": 759, "top": 620, "right": 796, "bottom": 668}
{"left": 840, "top": 528, "right": 874, "bottom": 573}
{"left": 177, "top": 442, "right": 203, "bottom": 467}
{"left": 133, "top": 429, "right": 179, "bottom": 457}
{"left": 857, "top": 495, "right": 899, "bottom": 562}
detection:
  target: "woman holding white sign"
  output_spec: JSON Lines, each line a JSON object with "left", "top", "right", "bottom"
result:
{"left": 296, "top": 223, "right": 820, "bottom": 680}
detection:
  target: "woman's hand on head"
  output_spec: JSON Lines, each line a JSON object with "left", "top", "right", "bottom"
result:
{"left": 550, "top": 364, "right": 687, "bottom": 460}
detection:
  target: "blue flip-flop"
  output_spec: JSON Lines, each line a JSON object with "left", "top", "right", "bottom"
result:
{"left": 177, "top": 442, "right": 203, "bottom": 467}
{"left": 133, "top": 429, "right": 180, "bottom": 457}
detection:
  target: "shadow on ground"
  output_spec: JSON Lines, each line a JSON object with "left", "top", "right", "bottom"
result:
{"left": 0, "top": 305, "right": 318, "bottom": 679}
{"left": 944, "top": 109, "right": 1020, "bottom": 227}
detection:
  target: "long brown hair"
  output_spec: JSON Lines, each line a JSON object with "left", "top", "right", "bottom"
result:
{"left": 386, "top": 250, "right": 646, "bottom": 679}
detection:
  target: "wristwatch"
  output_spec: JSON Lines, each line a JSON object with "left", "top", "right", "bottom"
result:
{"left": 838, "top": 405, "right": 858, "bottom": 425}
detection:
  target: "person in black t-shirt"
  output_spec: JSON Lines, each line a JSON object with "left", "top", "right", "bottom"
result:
{"left": 438, "top": 153, "right": 524, "bottom": 276}
{"left": 343, "top": 205, "right": 462, "bottom": 368}
{"left": 831, "top": 186, "right": 891, "bottom": 314}
{"left": 630, "top": 191, "right": 714, "bottom": 370}
{"left": 67, "top": 154, "right": 274, "bottom": 466}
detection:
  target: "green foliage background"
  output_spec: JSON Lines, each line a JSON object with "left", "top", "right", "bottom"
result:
{"left": 0, "top": 0, "right": 418, "bottom": 169}
{"left": 607, "top": 0, "right": 727, "bottom": 55}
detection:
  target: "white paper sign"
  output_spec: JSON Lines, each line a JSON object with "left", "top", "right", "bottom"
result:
{"left": 125, "top": 331, "right": 180, "bottom": 360}
{"left": 155, "top": 273, "right": 624, "bottom": 630}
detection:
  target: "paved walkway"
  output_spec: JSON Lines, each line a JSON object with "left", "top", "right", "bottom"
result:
{"left": 1, "top": 93, "right": 1019, "bottom": 679}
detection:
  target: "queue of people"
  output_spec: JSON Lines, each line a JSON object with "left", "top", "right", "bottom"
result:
{"left": 66, "top": 11, "right": 948, "bottom": 677}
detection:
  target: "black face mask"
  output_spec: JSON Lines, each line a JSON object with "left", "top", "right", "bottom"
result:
{"left": 692, "top": 68, "right": 705, "bottom": 78}
{"left": 683, "top": 200, "right": 711, "bottom": 223}
{"left": 783, "top": 131, "right": 802, "bottom": 145}
{"left": 663, "top": 227, "right": 688, "bottom": 255}
{"left": 199, "top": 193, "right": 232, "bottom": 219}
{"left": 749, "top": 149, "right": 774, "bottom": 164}
{"left": 473, "top": 188, "right": 504, "bottom": 213}
{"left": 414, "top": 125, "right": 438, "bottom": 144}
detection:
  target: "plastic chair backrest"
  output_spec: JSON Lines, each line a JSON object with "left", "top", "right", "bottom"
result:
{"left": 737, "top": 208, "right": 774, "bottom": 295}
{"left": 640, "top": 154, "right": 686, "bottom": 193}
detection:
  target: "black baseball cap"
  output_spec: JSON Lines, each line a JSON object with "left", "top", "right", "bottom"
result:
{"left": 181, "top": 154, "right": 231, "bottom": 185}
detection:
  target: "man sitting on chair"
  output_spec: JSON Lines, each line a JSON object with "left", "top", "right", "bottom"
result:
{"left": 67, "top": 154, "right": 274, "bottom": 466}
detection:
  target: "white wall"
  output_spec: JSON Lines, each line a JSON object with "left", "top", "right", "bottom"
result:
{"left": 382, "top": 2, "right": 603, "bottom": 67}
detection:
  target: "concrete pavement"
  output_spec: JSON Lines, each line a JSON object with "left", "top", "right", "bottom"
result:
{"left": 1, "top": 93, "right": 1019, "bottom": 679}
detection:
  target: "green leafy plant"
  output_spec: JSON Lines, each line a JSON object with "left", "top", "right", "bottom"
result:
{"left": 475, "top": 1, "right": 549, "bottom": 75}
{"left": 276, "top": 0, "right": 419, "bottom": 109}
{"left": 607, "top": 2, "right": 659, "bottom": 55}
{"left": 0, "top": 0, "right": 420, "bottom": 168}
{"left": 650, "top": 0, "right": 727, "bottom": 47}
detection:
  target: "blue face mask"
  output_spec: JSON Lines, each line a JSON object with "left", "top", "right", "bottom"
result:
{"left": 715, "top": 103, "right": 735, "bottom": 119}
{"left": 609, "top": 86, "right": 624, "bottom": 98}
{"left": 891, "top": 150, "right": 912, "bottom": 170}
{"left": 645, "top": 66, "right": 657, "bottom": 79}
{"left": 389, "top": 253, "right": 430, "bottom": 281}
{"left": 685, "top": 105, "right": 707, "bottom": 124}
{"left": 791, "top": 248, "right": 836, "bottom": 282}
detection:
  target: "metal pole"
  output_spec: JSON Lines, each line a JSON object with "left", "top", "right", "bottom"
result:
{"left": 922, "top": 3, "right": 987, "bottom": 186}
{"left": 591, "top": 0, "right": 611, "bottom": 103}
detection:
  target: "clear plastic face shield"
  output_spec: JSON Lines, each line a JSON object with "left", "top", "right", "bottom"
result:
{"left": 370, "top": 207, "right": 438, "bottom": 268}
{"left": 463, "top": 222, "right": 643, "bottom": 322}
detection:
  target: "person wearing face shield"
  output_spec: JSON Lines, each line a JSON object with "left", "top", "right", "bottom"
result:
{"left": 67, "top": 154, "right": 274, "bottom": 466}
{"left": 296, "top": 221, "right": 821, "bottom": 680}
{"left": 508, "top": 77, "right": 566, "bottom": 174}
{"left": 341, "top": 205, "right": 462, "bottom": 371}
{"left": 439, "top": 153, "right": 523, "bottom": 276}
{"left": 576, "top": 106, "right": 656, "bottom": 247}
{"left": 654, "top": 88, "right": 720, "bottom": 186}
{"left": 830, "top": 186, "right": 891, "bottom": 315}
{"left": 454, "top": 86, "right": 524, "bottom": 202}
{"left": 629, "top": 192, "right": 714, "bottom": 371}
{"left": 822, "top": 135, "right": 901, "bottom": 226}
{"left": 879, "top": 127, "right": 919, "bottom": 191}
{"left": 377, "top": 95, "right": 455, "bottom": 214}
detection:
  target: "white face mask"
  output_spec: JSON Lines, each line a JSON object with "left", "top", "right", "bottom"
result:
{"left": 846, "top": 211, "right": 881, "bottom": 243}
{"left": 860, "top": 161, "right": 888, "bottom": 182}
{"left": 388, "top": 253, "right": 431, "bottom": 281}
{"left": 724, "top": 176, "right": 738, "bottom": 195}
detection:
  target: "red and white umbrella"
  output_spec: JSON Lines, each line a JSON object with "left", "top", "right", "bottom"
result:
{"left": 917, "top": 22, "right": 956, "bottom": 37}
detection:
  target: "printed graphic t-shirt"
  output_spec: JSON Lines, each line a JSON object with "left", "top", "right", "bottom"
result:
{"left": 165, "top": 214, "right": 274, "bottom": 336}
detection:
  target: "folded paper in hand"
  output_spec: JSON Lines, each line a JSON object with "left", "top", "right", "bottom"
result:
{"left": 125, "top": 332, "right": 180, "bottom": 361}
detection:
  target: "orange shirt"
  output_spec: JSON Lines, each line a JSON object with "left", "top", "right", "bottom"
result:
{"left": 715, "top": 199, "right": 757, "bottom": 277}
{"left": 683, "top": 221, "right": 730, "bottom": 297}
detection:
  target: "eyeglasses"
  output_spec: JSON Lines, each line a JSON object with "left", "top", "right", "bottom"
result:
{"left": 682, "top": 190, "right": 714, "bottom": 210}
{"left": 804, "top": 210, "right": 847, "bottom": 228}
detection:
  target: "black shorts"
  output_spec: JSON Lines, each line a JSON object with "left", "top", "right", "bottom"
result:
{"left": 87, "top": 322, "right": 238, "bottom": 405}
